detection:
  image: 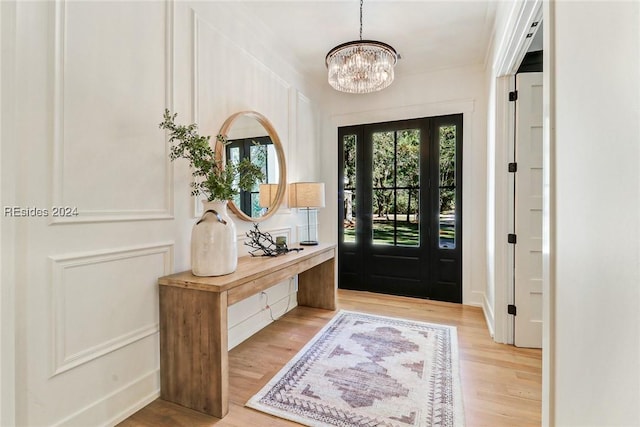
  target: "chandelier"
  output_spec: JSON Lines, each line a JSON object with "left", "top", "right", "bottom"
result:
{"left": 325, "top": 0, "right": 398, "bottom": 94}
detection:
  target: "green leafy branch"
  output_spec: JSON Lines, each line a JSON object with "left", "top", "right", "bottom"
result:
{"left": 159, "top": 109, "right": 265, "bottom": 202}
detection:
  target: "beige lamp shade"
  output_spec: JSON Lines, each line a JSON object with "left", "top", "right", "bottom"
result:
{"left": 289, "top": 182, "right": 325, "bottom": 208}
{"left": 259, "top": 183, "right": 279, "bottom": 208}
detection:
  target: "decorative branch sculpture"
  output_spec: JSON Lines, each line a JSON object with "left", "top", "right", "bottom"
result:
{"left": 244, "top": 223, "right": 303, "bottom": 257}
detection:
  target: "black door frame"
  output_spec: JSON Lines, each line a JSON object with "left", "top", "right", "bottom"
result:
{"left": 338, "top": 114, "right": 463, "bottom": 303}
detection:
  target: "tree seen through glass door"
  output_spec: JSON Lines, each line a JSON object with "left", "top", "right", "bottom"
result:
{"left": 438, "top": 125, "right": 457, "bottom": 249}
{"left": 342, "top": 130, "right": 421, "bottom": 246}
{"left": 342, "top": 134, "right": 357, "bottom": 243}
{"left": 371, "top": 129, "right": 420, "bottom": 246}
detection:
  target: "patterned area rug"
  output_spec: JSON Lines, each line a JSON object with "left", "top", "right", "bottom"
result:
{"left": 246, "top": 310, "right": 464, "bottom": 427}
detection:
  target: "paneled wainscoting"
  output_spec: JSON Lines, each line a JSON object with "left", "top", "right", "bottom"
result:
{"left": 119, "top": 290, "right": 541, "bottom": 426}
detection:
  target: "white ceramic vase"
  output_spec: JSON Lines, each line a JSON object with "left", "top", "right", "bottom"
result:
{"left": 191, "top": 200, "right": 237, "bottom": 276}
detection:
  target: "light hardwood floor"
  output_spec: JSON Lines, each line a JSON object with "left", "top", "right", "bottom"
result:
{"left": 119, "top": 289, "right": 541, "bottom": 427}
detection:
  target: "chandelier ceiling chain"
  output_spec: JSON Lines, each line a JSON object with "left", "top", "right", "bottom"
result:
{"left": 359, "top": 0, "right": 363, "bottom": 41}
{"left": 325, "top": 0, "right": 398, "bottom": 94}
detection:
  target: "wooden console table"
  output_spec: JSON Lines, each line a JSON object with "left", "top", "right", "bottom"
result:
{"left": 158, "top": 243, "right": 336, "bottom": 418}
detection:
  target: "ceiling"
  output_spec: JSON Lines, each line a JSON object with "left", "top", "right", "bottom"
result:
{"left": 238, "top": 1, "right": 497, "bottom": 89}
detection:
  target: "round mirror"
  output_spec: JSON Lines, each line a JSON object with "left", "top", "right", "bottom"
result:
{"left": 218, "top": 111, "right": 286, "bottom": 222}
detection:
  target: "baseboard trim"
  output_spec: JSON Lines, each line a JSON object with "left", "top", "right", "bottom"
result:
{"left": 229, "top": 291, "right": 298, "bottom": 349}
{"left": 105, "top": 389, "right": 159, "bottom": 427}
{"left": 52, "top": 369, "right": 159, "bottom": 427}
{"left": 482, "top": 293, "right": 496, "bottom": 338}
{"left": 464, "top": 289, "right": 485, "bottom": 307}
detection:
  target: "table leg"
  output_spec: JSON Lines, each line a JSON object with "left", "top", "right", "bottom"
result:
{"left": 297, "top": 256, "right": 336, "bottom": 310}
{"left": 159, "top": 287, "right": 229, "bottom": 418}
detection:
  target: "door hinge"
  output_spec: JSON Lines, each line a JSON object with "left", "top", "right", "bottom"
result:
{"left": 508, "top": 234, "right": 517, "bottom": 244}
{"left": 508, "top": 304, "right": 517, "bottom": 316}
{"left": 508, "top": 162, "right": 518, "bottom": 173}
{"left": 509, "top": 91, "right": 518, "bottom": 101}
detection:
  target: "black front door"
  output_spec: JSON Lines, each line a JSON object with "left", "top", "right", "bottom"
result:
{"left": 338, "top": 114, "right": 463, "bottom": 303}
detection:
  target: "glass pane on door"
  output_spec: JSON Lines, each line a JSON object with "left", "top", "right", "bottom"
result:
{"left": 342, "top": 134, "right": 357, "bottom": 243}
{"left": 397, "top": 130, "right": 420, "bottom": 247}
{"left": 438, "top": 125, "right": 456, "bottom": 249}
{"left": 371, "top": 129, "right": 420, "bottom": 247}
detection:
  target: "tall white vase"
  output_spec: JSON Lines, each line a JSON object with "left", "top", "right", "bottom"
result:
{"left": 191, "top": 200, "right": 237, "bottom": 276}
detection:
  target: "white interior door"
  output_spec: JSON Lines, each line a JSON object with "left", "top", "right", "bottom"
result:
{"left": 514, "top": 72, "right": 543, "bottom": 348}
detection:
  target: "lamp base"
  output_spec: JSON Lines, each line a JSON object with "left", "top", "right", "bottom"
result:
{"left": 299, "top": 241, "right": 319, "bottom": 246}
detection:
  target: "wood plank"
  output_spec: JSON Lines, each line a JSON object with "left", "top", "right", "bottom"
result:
{"left": 227, "top": 249, "right": 334, "bottom": 306}
{"left": 158, "top": 244, "right": 336, "bottom": 294}
{"left": 159, "top": 287, "right": 228, "bottom": 418}
{"left": 124, "top": 289, "right": 541, "bottom": 427}
{"left": 297, "top": 256, "right": 336, "bottom": 309}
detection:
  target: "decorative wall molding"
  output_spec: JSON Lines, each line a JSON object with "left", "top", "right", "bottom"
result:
{"left": 190, "top": 9, "right": 202, "bottom": 219}
{"left": 51, "top": 0, "right": 175, "bottom": 224}
{"left": 293, "top": 90, "right": 317, "bottom": 180}
{"left": 296, "top": 92, "right": 311, "bottom": 109}
{"left": 190, "top": 9, "right": 202, "bottom": 218}
{"left": 288, "top": 89, "right": 301, "bottom": 182}
{"left": 51, "top": 369, "right": 159, "bottom": 427}
{"left": 191, "top": 8, "right": 291, "bottom": 218}
{"left": 49, "top": 242, "right": 174, "bottom": 376}
{"left": 191, "top": 7, "right": 199, "bottom": 126}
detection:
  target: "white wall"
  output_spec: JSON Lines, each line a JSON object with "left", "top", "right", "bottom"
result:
{"left": 549, "top": 1, "right": 640, "bottom": 424}
{"left": 1, "top": 1, "right": 325, "bottom": 425}
{"left": 0, "top": 1, "right": 17, "bottom": 425}
{"left": 319, "top": 64, "right": 488, "bottom": 307}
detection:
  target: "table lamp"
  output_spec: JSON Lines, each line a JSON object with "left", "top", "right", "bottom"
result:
{"left": 289, "top": 182, "right": 325, "bottom": 245}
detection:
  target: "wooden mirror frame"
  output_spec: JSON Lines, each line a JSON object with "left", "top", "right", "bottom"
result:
{"left": 217, "top": 111, "right": 287, "bottom": 222}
